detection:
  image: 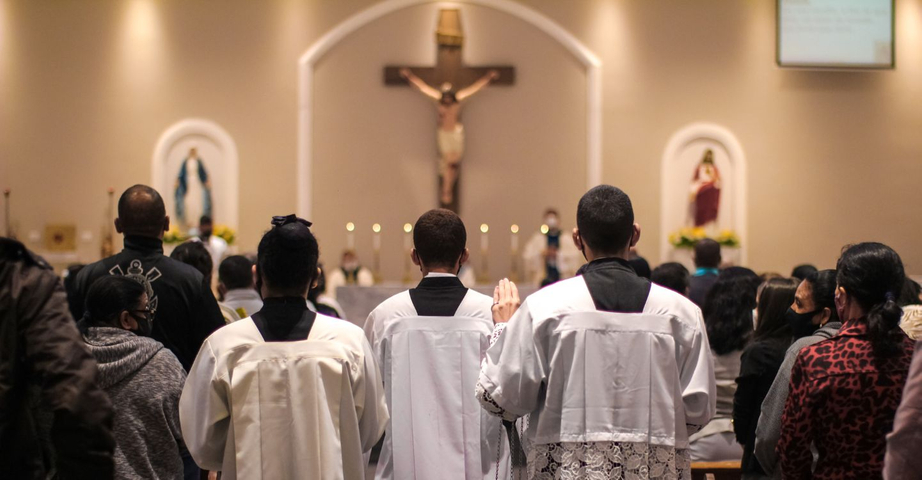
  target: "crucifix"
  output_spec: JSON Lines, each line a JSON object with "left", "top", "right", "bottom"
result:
{"left": 384, "top": 9, "right": 515, "bottom": 212}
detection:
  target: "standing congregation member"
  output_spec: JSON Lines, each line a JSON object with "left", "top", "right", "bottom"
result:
{"left": 477, "top": 185, "right": 716, "bottom": 479}
{"left": 80, "top": 275, "right": 187, "bottom": 480}
{"left": 753, "top": 269, "right": 841, "bottom": 479}
{"left": 689, "top": 267, "right": 759, "bottom": 462}
{"left": 71, "top": 184, "right": 225, "bottom": 371}
{"left": 0, "top": 237, "right": 115, "bottom": 479}
{"left": 688, "top": 238, "right": 721, "bottom": 307}
{"left": 217, "top": 255, "right": 263, "bottom": 319}
{"left": 732, "top": 277, "right": 798, "bottom": 479}
{"left": 364, "top": 209, "right": 509, "bottom": 480}
{"left": 180, "top": 215, "right": 388, "bottom": 479}
{"left": 777, "top": 243, "right": 914, "bottom": 479}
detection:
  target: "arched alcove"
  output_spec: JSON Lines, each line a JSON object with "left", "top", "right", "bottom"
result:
{"left": 660, "top": 122, "right": 748, "bottom": 267}
{"left": 151, "top": 118, "right": 239, "bottom": 231}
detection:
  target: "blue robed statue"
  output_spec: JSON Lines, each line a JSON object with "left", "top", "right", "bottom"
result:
{"left": 174, "top": 147, "right": 213, "bottom": 230}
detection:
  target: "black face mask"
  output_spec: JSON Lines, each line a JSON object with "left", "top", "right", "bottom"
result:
{"left": 129, "top": 311, "right": 154, "bottom": 337}
{"left": 785, "top": 307, "right": 819, "bottom": 339}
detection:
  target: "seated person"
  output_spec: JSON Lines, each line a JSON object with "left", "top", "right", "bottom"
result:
{"left": 325, "top": 249, "right": 374, "bottom": 300}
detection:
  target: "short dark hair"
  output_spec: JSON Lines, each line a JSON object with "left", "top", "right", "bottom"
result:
{"left": 84, "top": 275, "right": 147, "bottom": 328}
{"left": 651, "top": 262, "right": 689, "bottom": 295}
{"left": 413, "top": 209, "right": 466, "bottom": 268}
{"left": 117, "top": 185, "right": 166, "bottom": 237}
{"left": 170, "top": 241, "right": 213, "bottom": 284}
{"left": 219, "top": 255, "right": 254, "bottom": 290}
{"left": 791, "top": 264, "right": 818, "bottom": 281}
{"left": 694, "top": 239, "right": 721, "bottom": 268}
{"left": 257, "top": 219, "right": 319, "bottom": 293}
{"left": 576, "top": 185, "right": 634, "bottom": 255}
{"left": 199, "top": 215, "right": 213, "bottom": 226}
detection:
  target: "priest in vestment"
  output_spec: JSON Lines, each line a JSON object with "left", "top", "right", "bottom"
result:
{"left": 363, "top": 209, "right": 510, "bottom": 480}
{"left": 521, "top": 208, "right": 581, "bottom": 286}
{"left": 477, "top": 186, "right": 716, "bottom": 479}
{"left": 179, "top": 215, "right": 388, "bottom": 479}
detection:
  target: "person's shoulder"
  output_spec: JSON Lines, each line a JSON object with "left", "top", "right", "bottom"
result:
{"left": 145, "top": 346, "right": 187, "bottom": 385}
{"left": 645, "top": 283, "right": 702, "bottom": 322}
{"left": 313, "top": 314, "right": 368, "bottom": 346}
{"left": 524, "top": 276, "right": 589, "bottom": 315}
{"left": 203, "top": 318, "right": 256, "bottom": 350}
{"left": 369, "top": 290, "right": 413, "bottom": 317}
{"left": 161, "top": 256, "right": 206, "bottom": 285}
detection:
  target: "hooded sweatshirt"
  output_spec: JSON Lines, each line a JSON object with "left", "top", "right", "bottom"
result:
{"left": 753, "top": 321, "right": 842, "bottom": 479}
{"left": 83, "top": 327, "right": 186, "bottom": 480}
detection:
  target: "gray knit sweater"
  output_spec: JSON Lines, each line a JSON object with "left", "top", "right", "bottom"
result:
{"left": 83, "top": 327, "right": 186, "bottom": 480}
{"left": 752, "top": 321, "right": 842, "bottom": 479}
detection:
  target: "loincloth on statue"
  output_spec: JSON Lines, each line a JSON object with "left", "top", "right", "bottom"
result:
{"left": 437, "top": 124, "right": 465, "bottom": 172}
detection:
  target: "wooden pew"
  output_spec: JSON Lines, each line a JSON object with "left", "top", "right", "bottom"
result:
{"left": 691, "top": 461, "right": 742, "bottom": 480}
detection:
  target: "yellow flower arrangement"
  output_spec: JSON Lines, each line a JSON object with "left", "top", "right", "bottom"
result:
{"left": 212, "top": 224, "right": 236, "bottom": 245}
{"left": 668, "top": 227, "right": 740, "bottom": 249}
{"left": 163, "top": 225, "right": 190, "bottom": 245}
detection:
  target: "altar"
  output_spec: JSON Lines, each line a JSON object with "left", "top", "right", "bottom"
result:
{"left": 335, "top": 283, "right": 539, "bottom": 327}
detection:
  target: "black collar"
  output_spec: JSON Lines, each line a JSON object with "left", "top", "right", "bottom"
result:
{"left": 123, "top": 235, "right": 164, "bottom": 255}
{"left": 576, "top": 256, "right": 636, "bottom": 276}
{"left": 253, "top": 296, "right": 315, "bottom": 342}
{"left": 416, "top": 276, "right": 465, "bottom": 290}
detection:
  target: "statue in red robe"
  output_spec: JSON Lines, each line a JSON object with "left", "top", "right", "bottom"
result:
{"left": 689, "top": 149, "right": 721, "bottom": 227}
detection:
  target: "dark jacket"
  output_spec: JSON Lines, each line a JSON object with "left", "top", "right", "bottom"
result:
{"left": 71, "top": 235, "right": 225, "bottom": 370}
{"left": 733, "top": 337, "right": 789, "bottom": 476}
{"left": 753, "top": 321, "right": 842, "bottom": 479}
{"left": 0, "top": 237, "right": 115, "bottom": 479}
{"left": 688, "top": 272, "right": 718, "bottom": 308}
{"left": 83, "top": 327, "right": 186, "bottom": 480}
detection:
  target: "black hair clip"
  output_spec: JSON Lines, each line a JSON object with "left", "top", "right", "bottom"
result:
{"left": 271, "top": 214, "right": 313, "bottom": 229}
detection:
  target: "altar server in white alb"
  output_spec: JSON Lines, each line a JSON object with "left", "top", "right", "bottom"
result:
{"left": 477, "top": 185, "right": 716, "bottom": 479}
{"left": 364, "top": 209, "right": 510, "bottom": 480}
{"left": 179, "top": 215, "right": 388, "bottom": 479}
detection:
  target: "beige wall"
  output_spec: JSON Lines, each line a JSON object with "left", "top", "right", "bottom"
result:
{"left": 2, "top": 0, "right": 921, "bottom": 279}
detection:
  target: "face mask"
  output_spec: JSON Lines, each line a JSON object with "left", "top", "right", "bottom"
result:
{"left": 343, "top": 261, "right": 359, "bottom": 272}
{"left": 785, "top": 307, "right": 819, "bottom": 339}
{"left": 129, "top": 311, "right": 153, "bottom": 337}
{"left": 545, "top": 216, "right": 559, "bottom": 230}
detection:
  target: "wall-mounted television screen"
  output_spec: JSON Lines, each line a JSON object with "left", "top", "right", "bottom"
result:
{"left": 777, "top": 0, "right": 894, "bottom": 69}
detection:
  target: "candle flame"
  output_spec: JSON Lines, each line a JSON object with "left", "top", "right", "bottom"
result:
{"left": 372, "top": 223, "right": 382, "bottom": 233}
{"left": 510, "top": 224, "right": 519, "bottom": 234}
{"left": 346, "top": 222, "right": 355, "bottom": 232}
{"left": 480, "top": 224, "right": 489, "bottom": 234}
{"left": 403, "top": 223, "right": 412, "bottom": 233}
{"left": 540, "top": 224, "right": 549, "bottom": 234}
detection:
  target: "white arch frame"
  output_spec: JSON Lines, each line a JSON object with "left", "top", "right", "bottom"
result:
{"left": 151, "top": 118, "right": 239, "bottom": 228}
{"left": 297, "top": 0, "right": 602, "bottom": 219}
{"left": 659, "top": 122, "right": 748, "bottom": 265}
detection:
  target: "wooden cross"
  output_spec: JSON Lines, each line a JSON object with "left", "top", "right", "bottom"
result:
{"left": 383, "top": 9, "right": 516, "bottom": 89}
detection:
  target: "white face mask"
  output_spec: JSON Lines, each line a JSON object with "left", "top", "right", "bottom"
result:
{"left": 545, "top": 216, "right": 559, "bottom": 229}
{"left": 343, "top": 261, "right": 359, "bottom": 271}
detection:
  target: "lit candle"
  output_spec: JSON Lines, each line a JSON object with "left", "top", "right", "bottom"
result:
{"left": 540, "top": 224, "right": 549, "bottom": 235}
{"left": 510, "top": 224, "right": 519, "bottom": 253}
{"left": 372, "top": 223, "right": 382, "bottom": 251}
{"left": 480, "top": 224, "right": 489, "bottom": 251}
{"left": 346, "top": 222, "right": 356, "bottom": 249}
{"left": 403, "top": 223, "right": 413, "bottom": 250}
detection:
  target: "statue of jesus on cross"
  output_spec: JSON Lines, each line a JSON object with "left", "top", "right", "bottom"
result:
{"left": 385, "top": 9, "right": 515, "bottom": 212}
{"left": 400, "top": 67, "right": 499, "bottom": 208}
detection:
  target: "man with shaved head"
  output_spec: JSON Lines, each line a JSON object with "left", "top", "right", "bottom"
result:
{"left": 72, "top": 185, "right": 225, "bottom": 371}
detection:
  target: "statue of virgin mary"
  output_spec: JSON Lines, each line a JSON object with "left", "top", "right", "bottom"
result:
{"left": 174, "top": 147, "right": 213, "bottom": 231}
